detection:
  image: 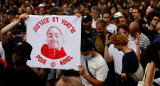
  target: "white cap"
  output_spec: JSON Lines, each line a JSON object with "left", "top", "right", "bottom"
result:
{"left": 39, "top": 4, "right": 44, "bottom": 7}
{"left": 114, "top": 12, "right": 123, "bottom": 18}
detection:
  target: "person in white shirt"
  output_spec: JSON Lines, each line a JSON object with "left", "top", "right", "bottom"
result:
{"left": 79, "top": 38, "right": 108, "bottom": 86}
{"left": 102, "top": 12, "right": 117, "bottom": 34}
{"left": 90, "top": 6, "right": 101, "bottom": 28}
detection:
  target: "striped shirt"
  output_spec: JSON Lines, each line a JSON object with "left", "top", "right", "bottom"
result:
{"left": 128, "top": 33, "right": 150, "bottom": 51}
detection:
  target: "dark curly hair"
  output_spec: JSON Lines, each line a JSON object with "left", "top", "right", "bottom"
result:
{"left": 147, "top": 11, "right": 160, "bottom": 25}
{"left": 142, "top": 42, "right": 160, "bottom": 69}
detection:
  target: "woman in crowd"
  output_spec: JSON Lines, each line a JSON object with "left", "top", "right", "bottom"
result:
{"left": 143, "top": 42, "right": 160, "bottom": 86}
{"left": 110, "top": 33, "right": 140, "bottom": 86}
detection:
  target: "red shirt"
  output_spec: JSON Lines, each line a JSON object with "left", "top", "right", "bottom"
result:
{"left": 41, "top": 44, "right": 67, "bottom": 59}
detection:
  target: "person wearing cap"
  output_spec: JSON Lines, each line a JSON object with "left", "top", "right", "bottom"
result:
{"left": 64, "top": 8, "right": 73, "bottom": 15}
{"left": 1, "top": 14, "right": 28, "bottom": 66}
{"left": 81, "top": 14, "right": 96, "bottom": 40}
{"left": 3, "top": 41, "right": 42, "bottom": 86}
{"left": 50, "top": 7, "right": 63, "bottom": 15}
{"left": 39, "top": 6, "right": 46, "bottom": 15}
{"left": 113, "top": 12, "right": 123, "bottom": 19}
{"left": 4, "top": 9, "right": 14, "bottom": 22}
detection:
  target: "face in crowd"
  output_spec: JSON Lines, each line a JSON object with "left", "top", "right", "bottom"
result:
{"left": 150, "top": 16, "right": 159, "bottom": 28}
{"left": 132, "top": 9, "right": 140, "bottom": 20}
{"left": 96, "top": 23, "right": 106, "bottom": 36}
{"left": 102, "top": 13, "right": 110, "bottom": 24}
{"left": 82, "top": 20, "right": 92, "bottom": 30}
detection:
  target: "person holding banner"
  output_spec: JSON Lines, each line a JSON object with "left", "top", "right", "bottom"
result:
{"left": 1, "top": 13, "right": 28, "bottom": 66}
{"left": 1, "top": 13, "right": 47, "bottom": 86}
{"left": 79, "top": 38, "right": 108, "bottom": 86}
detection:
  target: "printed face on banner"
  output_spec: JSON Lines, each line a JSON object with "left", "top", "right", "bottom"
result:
{"left": 41, "top": 26, "right": 67, "bottom": 59}
{"left": 26, "top": 15, "right": 81, "bottom": 70}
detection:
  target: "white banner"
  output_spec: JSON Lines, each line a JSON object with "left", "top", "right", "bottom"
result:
{"left": 26, "top": 15, "right": 81, "bottom": 70}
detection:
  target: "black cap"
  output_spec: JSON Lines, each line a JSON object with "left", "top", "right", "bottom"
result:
{"left": 50, "top": 7, "right": 62, "bottom": 15}
{"left": 5, "top": 9, "right": 14, "bottom": 15}
{"left": 12, "top": 41, "right": 32, "bottom": 60}
{"left": 82, "top": 14, "right": 92, "bottom": 22}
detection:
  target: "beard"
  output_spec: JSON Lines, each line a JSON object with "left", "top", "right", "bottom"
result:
{"left": 84, "top": 25, "right": 91, "bottom": 30}
{"left": 97, "top": 32, "right": 105, "bottom": 36}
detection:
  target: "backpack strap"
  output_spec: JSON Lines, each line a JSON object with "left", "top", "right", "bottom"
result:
{"left": 86, "top": 60, "right": 96, "bottom": 79}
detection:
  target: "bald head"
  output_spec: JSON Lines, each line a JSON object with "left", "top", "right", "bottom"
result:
{"left": 129, "top": 22, "right": 140, "bottom": 37}
{"left": 146, "top": 8, "right": 154, "bottom": 16}
{"left": 56, "top": 76, "right": 83, "bottom": 86}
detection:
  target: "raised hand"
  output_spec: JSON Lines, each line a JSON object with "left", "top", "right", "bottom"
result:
{"left": 17, "top": 14, "right": 29, "bottom": 23}
{"left": 133, "top": 33, "right": 140, "bottom": 45}
{"left": 105, "top": 33, "right": 110, "bottom": 46}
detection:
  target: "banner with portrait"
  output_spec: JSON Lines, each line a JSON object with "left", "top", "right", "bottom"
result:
{"left": 26, "top": 15, "right": 81, "bottom": 70}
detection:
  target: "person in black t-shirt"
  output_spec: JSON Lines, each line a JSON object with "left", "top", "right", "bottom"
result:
{"left": 143, "top": 11, "right": 160, "bottom": 42}
{"left": 81, "top": 14, "right": 96, "bottom": 40}
{"left": 110, "top": 33, "right": 139, "bottom": 86}
{"left": 3, "top": 41, "right": 42, "bottom": 86}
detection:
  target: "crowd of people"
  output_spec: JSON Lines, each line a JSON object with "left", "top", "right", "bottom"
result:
{"left": 0, "top": 0, "right": 160, "bottom": 86}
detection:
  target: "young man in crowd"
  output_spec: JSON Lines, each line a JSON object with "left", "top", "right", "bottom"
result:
{"left": 79, "top": 38, "right": 108, "bottom": 86}
{"left": 81, "top": 14, "right": 96, "bottom": 40}
{"left": 3, "top": 41, "right": 42, "bottom": 86}
{"left": 102, "top": 12, "right": 117, "bottom": 34}
{"left": 143, "top": 11, "right": 160, "bottom": 42}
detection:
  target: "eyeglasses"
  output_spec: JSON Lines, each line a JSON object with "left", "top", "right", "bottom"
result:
{"left": 153, "top": 19, "right": 159, "bottom": 21}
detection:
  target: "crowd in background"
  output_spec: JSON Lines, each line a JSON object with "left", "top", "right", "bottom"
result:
{"left": 0, "top": 0, "right": 160, "bottom": 86}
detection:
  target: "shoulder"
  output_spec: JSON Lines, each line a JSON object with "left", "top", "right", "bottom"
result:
{"left": 123, "top": 50, "right": 136, "bottom": 58}
{"left": 94, "top": 54, "right": 107, "bottom": 65}
{"left": 109, "top": 23, "right": 117, "bottom": 28}
{"left": 92, "top": 32, "right": 98, "bottom": 38}
{"left": 140, "top": 33, "right": 150, "bottom": 42}
{"left": 148, "top": 62, "right": 156, "bottom": 68}
{"left": 107, "top": 31, "right": 113, "bottom": 37}
{"left": 128, "top": 40, "right": 135, "bottom": 45}
{"left": 140, "top": 33, "right": 149, "bottom": 39}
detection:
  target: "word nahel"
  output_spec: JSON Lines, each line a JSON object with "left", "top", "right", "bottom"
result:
{"left": 36, "top": 55, "right": 73, "bottom": 68}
